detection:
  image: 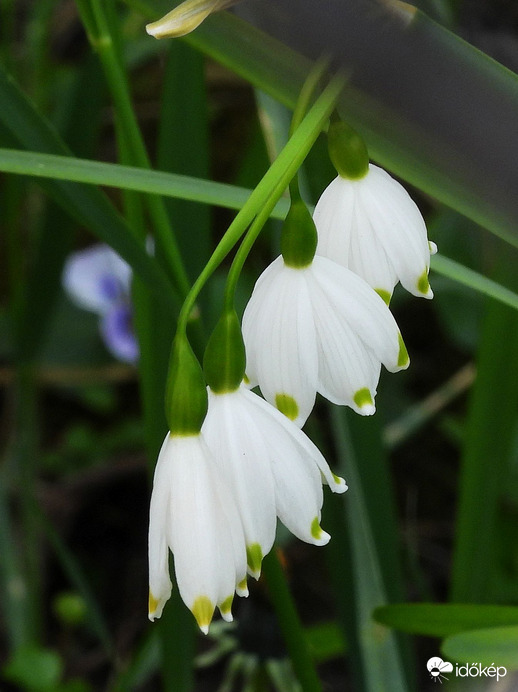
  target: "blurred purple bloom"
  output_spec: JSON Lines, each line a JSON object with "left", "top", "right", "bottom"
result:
{"left": 63, "top": 244, "right": 139, "bottom": 364}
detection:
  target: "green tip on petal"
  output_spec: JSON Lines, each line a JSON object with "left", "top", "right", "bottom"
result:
{"left": 236, "top": 577, "right": 249, "bottom": 597}
{"left": 246, "top": 543, "right": 263, "bottom": 578}
{"left": 417, "top": 269, "right": 431, "bottom": 296}
{"left": 191, "top": 596, "right": 214, "bottom": 634}
{"left": 375, "top": 288, "right": 392, "bottom": 306}
{"left": 331, "top": 472, "right": 348, "bottom": 493}
{"left": 397, "top": 333, "right": 410, "bottom": 368}
{"left": 219, "top": 595, "right": 234, "bottom": 622}
{"left": 310, "top": 517, "right": 331, "bottom": 545}
{"left": 353, "top": 387, "right": 375, "bottom": 414}
{"left": 275, "top": 393, "right": 299, "bottom": 421}
{"left": 148, "top": 591, "right": 160, "bottom": 619}
{"left": 311, "top": 517, "right": 323, "bottom": 540}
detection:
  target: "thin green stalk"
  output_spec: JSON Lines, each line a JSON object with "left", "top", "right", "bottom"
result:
{"left": 13, "top": 365, "right": 43, "bottom": 644}
{"left": 76, "top": 0, "right": 190, "bottom": 296}
{"left": 94, "top": 12, "right": 196, "bottom": 690}
{"left": 288, "top": 57, "right": 330, "bottom": 139}
{"left": 0, "top": 463, "right": 30, "bottom": 649}
{"left": 175, "top": 73, "right": 344, "bottom": 334}
{"left": 223, "top": 185, "right": 284, "bottom": 312}
{"left": 262, "top": 551, "right": 322, "bottom": 692}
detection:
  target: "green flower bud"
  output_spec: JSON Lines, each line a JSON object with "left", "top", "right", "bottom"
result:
{"left": 166, "top": 335, "right": 208, "bottom": 434}
{"left": 203, "top": 309, "right": 246, "bottom": 393}
{"left": 281, "top": 198, "right": 317, "bottom": 268}
{"left": 328, "top": 121, "right": 369, "bottom": 180}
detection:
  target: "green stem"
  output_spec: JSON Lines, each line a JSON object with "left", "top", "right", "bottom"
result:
{"left": 288, "top": 57, "right": 330, "bottom": 139}
{"left": 77, "top": 0, "right": 190, "bottom": 296}
{"left": 262, "top": 551, "right": 322, "bottom": 692}
{"left": 288, "top": 58, "right": 329, "bottom": 200}
{"left": 223, "top": 185, "right": 283, "bottom": 312}
{"left": 175, "top": 73, "right": 345, "bottom": 334}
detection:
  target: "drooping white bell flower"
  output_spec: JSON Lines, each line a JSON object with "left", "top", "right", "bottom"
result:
{"left": 313, "top": 163, "right": 437, "bottom": 304}
{"left": 148, "top": 432, "right": 248, "bottom": 633}
{"left": 202, "top": 385, "right": 347, "bottom": 577}
{"left": 242, "top": 255, "right": 409, "bottom": 428}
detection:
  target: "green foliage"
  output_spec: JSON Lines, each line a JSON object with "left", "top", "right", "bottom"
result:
{"left": 1, "top": 1, "right": 518, "bottom": 691}
{"left": 442, "top": 626, "right": 518, "bottom": 669}
{"left": 2, "top": 645, "right": 91, "bottom": 692}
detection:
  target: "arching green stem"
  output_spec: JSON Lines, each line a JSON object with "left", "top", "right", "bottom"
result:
{"left": 175, "top": 72, "right": 345, "bottom": 336}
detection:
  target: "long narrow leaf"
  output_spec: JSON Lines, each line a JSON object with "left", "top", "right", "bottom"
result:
{"left": 374, "top": 603, "right": 518, "bottom": 638}
{"left": 450, "top": 257, "right": 518, "bottom": 602}
{"left": 184, "top": 7, "right": 518, "bottom": 247}
{"left": 0, "top": 64, "right": 178, "bottom": 312}
{"left": 330, "top": 407, "right": 410, "bottom": 692}
{"left": 3, "top": 148, "right": 518, "bottom": 315}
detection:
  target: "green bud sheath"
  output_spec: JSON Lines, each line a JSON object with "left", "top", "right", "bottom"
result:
{"left": 166, "top": 335, "right": 208, "bottom": 434}
{"left": 203, "top": 309, "right": 246, "bottom": 393}
{"left": 281, "top": 198, "right": 317, "bottom": 268}
{"left": 328, "top": 120, "right": 369, "bottom": 180}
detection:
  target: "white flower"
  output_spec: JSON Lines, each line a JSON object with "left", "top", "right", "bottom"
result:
{"left": 242, "top": 255, "right": 409, "bottom": 427}
{"left": 313, "top": 163, "right": 437, "bottom": 303}
{"left": 202, "top": 385, "right": 347, "bottom": 575}
{"left": 148, "top": 433, "right": 248, "bottom": 633}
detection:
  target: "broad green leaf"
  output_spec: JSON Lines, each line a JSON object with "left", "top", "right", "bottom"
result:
{"left": 442, "top": 625, "right": 518, "bottom": 669}
{"left": 3, "top": 645, "right": 62, "bottom": 692}
{"left": 180, "top": 7, "right": 518, "bottom": 248}
{"left": 374, "top": 604, "right": 518, "bottom": 638}
{"left": 305, "top": 621, "right": 347, "bottom": 663}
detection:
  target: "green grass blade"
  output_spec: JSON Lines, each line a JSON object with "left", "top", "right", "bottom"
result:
{"left": 442, "top": 625, "right": 518, "bottom": 669}
{"left": 0, "top": 147, "right": 274, "bottom": 213}
{"left": 329, "top": 407, "right": 411, "bottom": 692}
{"left": 431, "top": 254, "right": 518, "bottom": 312}
{"left": 15, "top": 57, "right": 105, "bottom": 364}
{"left": 262, "top": 551, "right": 322, "bottom": 692}
{"left": 450, "top": 257, "right": 518, "bottom": 602}
{"left": 374, "top": 603, "right": 518, "bottom": 638}
{"left": 157, "top": 41, "right": 211, "bottom": 283}
{"left": 0, "top": 466, "right": 31, "bottom": 648}
{"left": 0, "top": 64, "right": 178, "bottom": 311}
{"left": 179, "top": 8, "right": 518, "bottom": 247}
{"left": 4, "top": 147, "right": 518, "bottom": 315}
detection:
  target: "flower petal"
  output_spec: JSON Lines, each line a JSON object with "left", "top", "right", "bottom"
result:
{"left": 100, "top": 305, "right": 139, "bottom": 364}
{"left": 165, "top": 436, "right": 246, "bottom": 630}
{"left": 246, "top": 388, "right": 348, "bottom": 494}
{"left": 203, "top": 389, "right": 277, "bottom": 577}
{"left": 242, "top": 257, "right": 319, "bottom": 427}
{"left": 359, "top": 165, "right": 433, "bottom": 298}
{"left": 148, "top": 433, "right": 174, "bottom": 621}
{"left": 311, "top": 257, "right": 407, "bottom": 373}
{"left": 63, "top": 244, "right": 132, "bottom": 315}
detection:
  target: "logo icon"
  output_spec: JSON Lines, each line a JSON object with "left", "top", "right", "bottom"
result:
{"left": 427, "top": 657, "right": 453, "bottom": 683}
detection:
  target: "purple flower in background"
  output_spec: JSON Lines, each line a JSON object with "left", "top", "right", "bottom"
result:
{"left": 63, "top": 244, "right": 138, "bottom": 364}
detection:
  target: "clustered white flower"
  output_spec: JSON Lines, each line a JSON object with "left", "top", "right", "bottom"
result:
{"left": 148, "top": 124, "right": 435, "bottom": 633}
